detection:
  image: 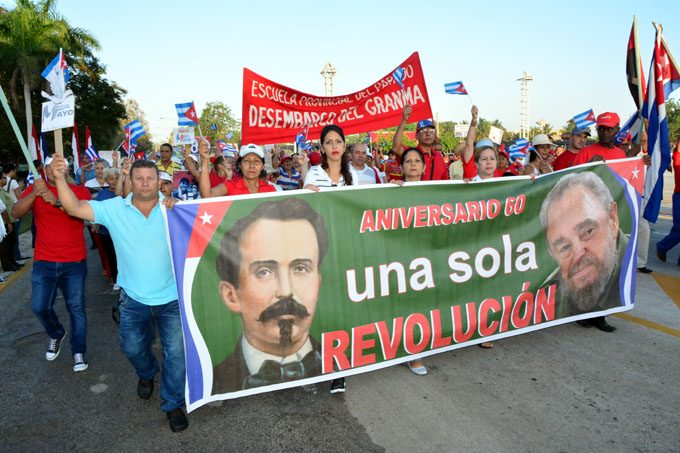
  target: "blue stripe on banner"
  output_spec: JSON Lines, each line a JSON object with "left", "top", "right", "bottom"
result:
{"left": 40, "top": 53, "right": 60, "bottom": 79}
{"left": 166, "top": 202, "right": 203, "bottom": 404}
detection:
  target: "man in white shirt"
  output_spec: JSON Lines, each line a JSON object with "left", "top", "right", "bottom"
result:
{"left": 348, "top": 143, "right": 381, "bottom": 185}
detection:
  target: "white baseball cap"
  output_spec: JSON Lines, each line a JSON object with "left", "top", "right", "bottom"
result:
{"left": 239, "top": 144, "right": 264, "bottom": 159}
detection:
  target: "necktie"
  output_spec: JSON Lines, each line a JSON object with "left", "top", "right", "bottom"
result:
{"left": 242, "top": 350, "right": 322, "bottom": 389}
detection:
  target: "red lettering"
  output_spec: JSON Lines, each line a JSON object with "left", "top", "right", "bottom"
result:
{"left": 427, "top": 204, "right": 441, "bottom": 227}
{"left": 322, "top": 330, "right": 351, "bottom": 373}
{"left": 441, "top": 203, "right": 454, "bottom": 225}
{"left": 398, "top": 207, "right": 414, "bottom": 228}
{"left": 455, "top": 203, "right": 468, "bottom": 223}
{"left": 376, "top": 209, "right": 392, "bottom": 231}
{"left": 478, "top": 298, "right": 501, "bottom": 337}
{"left": 451, "top": 302, "right": 477, "bottom": 343}
{"left": 466, "top": 201, "right": 480, "bottom": 221}
{"left": 430, "top": 309, "right": 452, "bottom": 349}
{"left": 500, "top": 295, "right": 513, "bottom": 332}
{"left": 403, "top": 313, "right": 431, "bottom": 354}
{"left": 414, "top": 206, "right": 428, "bottom": 228}
{"left": 359, "top": 210, "right": 375, "bottom": 233}
{"left": 376, "top": 318, "right": 404, "bottom": 360}
{"left": 352, "top": 324, "right": 376, "bottom": 367}
{"left": 512, "top": 293, "right": 533, "bottom": 329}
{"left": 487, "top": 199, "right": 501, "bottom": 219}
{"left": 534, "top": 284, "right": 556, "bottom": 324}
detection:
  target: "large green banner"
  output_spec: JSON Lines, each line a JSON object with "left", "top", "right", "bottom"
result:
{"left": 164, "top": 159, "right": 644, "bottom": 411}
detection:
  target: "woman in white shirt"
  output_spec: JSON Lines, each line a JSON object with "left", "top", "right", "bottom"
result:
{"left": 84, "top": 158, "right": 110, "bottom": 190}
{"left": 303, "top": 125, "right": 354, "bottom": 190}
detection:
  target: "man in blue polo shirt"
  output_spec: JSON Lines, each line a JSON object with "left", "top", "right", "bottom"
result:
{"left": 49, "top": 155, "right": 189, "bottom": 433}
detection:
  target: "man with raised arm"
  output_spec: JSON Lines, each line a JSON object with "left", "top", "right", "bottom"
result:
{"left": 392, "top": 105, "right": 448, "bottom": 180}
{"left": 48, "top": 154, "right": 188, "bottom": 433}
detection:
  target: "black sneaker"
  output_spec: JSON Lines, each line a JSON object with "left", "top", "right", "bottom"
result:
{"left": 46, "top": 330, "right": 67, "bottom": 361}
{"left": 73, "top": 353, "right": 88, "bottom": 372}
{"left": 137, "top": 378, "right": 154, "bottom": 399}
{"left": 330, "top": 377, "right": 346, "bottom": 394}
{"left": 166, "top": 408, "right": 189, "bottom": 432}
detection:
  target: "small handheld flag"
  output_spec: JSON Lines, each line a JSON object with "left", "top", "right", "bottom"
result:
{"left": 573, "top": 109, "right": 597, "bottom": 129}
{"left": 444, "top": 81, "right": 474, "bottom": 105}
{"left": 84, "top": 126, "right": 100, "bottom": 162}
{"left": 211, "top": 123, "right": 217, "bottom": 131}
{"left": 72, "top": 123, "right": 81, "bottom": 171}
{"left": 508, "top": 138, "right": 530, "bottom": 161}
{"left": 40, "top": 48, "right": 71, "bottom": 103}
{"left": 175, "top": 102, "right": 199, "bottom": 126}
{"left": 392, "top": 67, "right": 407, "bottom": 99}
{"left": 225, "top": 131, "right": 234, "bottom": 140}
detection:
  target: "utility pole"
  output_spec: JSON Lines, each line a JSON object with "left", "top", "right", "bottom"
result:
{"left": 517, "top": 71, "right": 533, "bottom": 139}
{"left": 321, "top": 63, "right": 337, "bottom": 96}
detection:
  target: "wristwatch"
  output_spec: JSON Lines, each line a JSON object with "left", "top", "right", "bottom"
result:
{"left": 54, "top": 199, "right": 62, "bottom": 208}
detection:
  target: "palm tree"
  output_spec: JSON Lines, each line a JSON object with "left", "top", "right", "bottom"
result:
{"left": 0, "top": 0, "right": 99, "bottom": 147}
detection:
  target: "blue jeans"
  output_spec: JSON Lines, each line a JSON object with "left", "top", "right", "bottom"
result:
{"left": 31, "top": 260, "right": 88, "bottom": 354}
{"left": 118, "top": 290, "right": 186, "bottom": 412}
{"left": 657, "top": 192, "right": 680, "bottom": 263}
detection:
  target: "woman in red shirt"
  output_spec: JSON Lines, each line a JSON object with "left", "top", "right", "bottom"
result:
{"left": 198, "top": 140, "right": 276, "bottom": 198}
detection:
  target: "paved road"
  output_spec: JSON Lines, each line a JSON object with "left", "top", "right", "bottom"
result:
{"left": 1, "top": 202, "right": 679, "bottom": 452}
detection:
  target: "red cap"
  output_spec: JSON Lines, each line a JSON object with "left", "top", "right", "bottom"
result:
{"left": 280, "top": 155, "right": 291, "bottom": 165}
{"left": 308, "top": 152, "right": 322, "bottom": 166}
{"left": 596, "top": 112, "right": 620, "bottom": 127}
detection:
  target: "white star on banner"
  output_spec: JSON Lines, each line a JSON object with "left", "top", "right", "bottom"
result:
{"left": 199, "top": 211, "right": 213, "bottom": 225}
{"left": 631, "top": 169, "right": 639, "bottom": 179}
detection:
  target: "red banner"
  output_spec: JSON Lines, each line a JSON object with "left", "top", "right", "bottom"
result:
{"left": 241, "top": 52, "right": 432, "bottom": 145}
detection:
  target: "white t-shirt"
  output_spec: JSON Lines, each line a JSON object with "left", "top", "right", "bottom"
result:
{"left": 349, "top": 164, "right": 381, "bottom": 185}
{"left": 303, "top": 165, "right": 348, "bottom": 188}
{"left": 3, "top": 178, "right": 20, "bottom": 203}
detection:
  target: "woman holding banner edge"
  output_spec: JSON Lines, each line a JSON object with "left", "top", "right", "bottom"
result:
{"left": 302, "top": 124, "right": 354, "bottom": 394}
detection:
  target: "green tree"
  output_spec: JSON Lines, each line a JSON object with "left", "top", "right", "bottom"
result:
{"left": 666, "top": 98, "right": 680, "bottom": 142}
{"left": 67, "top": 55, "right": 126, "bottom": 152}
{"left": 198, "top": 101, "right": 241, "bottom": 145}
{"left": 561, "top": 118, "right": 576, "bottom": 133}
{"left": 0, "top": 0, "right": 99, "bottom": 153}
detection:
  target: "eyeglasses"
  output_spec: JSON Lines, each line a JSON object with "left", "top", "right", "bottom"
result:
{"left": 419, "top": 129, "right": 435, "bottom": 134}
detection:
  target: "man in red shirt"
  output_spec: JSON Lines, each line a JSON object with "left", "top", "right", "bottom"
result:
{"left": 12, "top": 159, "right": 92, "bottom": 372}
{"left": 573, "top": 113, "right": 627, "bottom": 166}
{"left": 554, "top": 127, "right": 591, "bottom": 171}
{"left": 392, "top": 105, "right": 448, "bottom": 180}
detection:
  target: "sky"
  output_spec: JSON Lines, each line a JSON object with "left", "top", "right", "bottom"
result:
{"left": 3, "top": 0, "right": 680, "bottom": 144}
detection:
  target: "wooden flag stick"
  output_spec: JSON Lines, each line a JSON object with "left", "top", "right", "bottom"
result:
{"left": 0, "top": 85, "right": 40, "bottom": 176}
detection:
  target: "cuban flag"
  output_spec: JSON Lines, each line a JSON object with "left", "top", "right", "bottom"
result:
{"left": 30, "top": 124, "right": 40, "bottom": 161}
{"left": 225, "top": 143, "right": 238, "bottom": 154}
{"left": 444, "top": 81, "right": 468, "bottom": 95}
{"left": 210, "top": 124, "right": 217, "bottom": 131}
{"left": 40, "top": 48, "right": 69, "bottom": 97}
{"left": 225, "top": 131, "right": 234, "bottom": 140}
{"left": 216, "top": 140, "right": 228, "bottom": 154}
{"left": 84, "top": 126, "right": 100, "bottom": 162}
{"left": 393, "top": 67, "right": 405, "bottom": 90}
{"left": 39, "top": 132, "right": 48, "bottom": 162}
{"left": 27, "top": 172, "right": 34, "bottom": 186}
{"left": 617, "top": 112, "right": 644, "bottom": 146}
{"left": 365, "top": 132, "right": 371, "bottom": 145}
{"left": 640, "top": 28, "right": 678, "bottom": 223}
{"left": 72, "top": 123, "right": 81, "bottom": 171}
{"left": 573, "top": 109, "right": 596, "bottom": 129}
{"left": 176, "top": 102, "right": 199, "bottom": 126}
{"left": 295, "top": 124, "right": 310, "bottom": 150}
{"left": 508, "top": 138, "right": 530, "bottom": 161}
{"left": 124, "top": 119, "right": 146, "bottom": 143}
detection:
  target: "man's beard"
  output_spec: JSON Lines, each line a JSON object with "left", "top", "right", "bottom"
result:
{"left": 558, "top": 235, "right": 619, "bottom": 312}
{"left": 256, "top": 298, "right": 310, "bottom": 347}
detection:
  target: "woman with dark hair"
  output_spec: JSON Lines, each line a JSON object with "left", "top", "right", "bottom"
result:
{"left": 199, "top": 140, "right": 276, "bottom": 198}
{"left": 303, "top": 124, "right": 353, "bottom": 190}
{"left": 389, "top": 147, "right": 429, "bottom": 374}
{"left": 302, "top": 125, "right": 354, "bottom": 394}
{"left": 209, "top": 155, "right": 232, "bottom": 188}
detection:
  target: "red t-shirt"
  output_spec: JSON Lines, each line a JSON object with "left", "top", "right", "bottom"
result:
{"left": 400, "top": 145, "right": 448, "bottom": 181}
{"left": 462, "top": 155, "right": 477, "bottom": 179}
{"left": 573, "top": 143, "right": 626, "bottom": 167}
{"left": 22, "top": 183, "right": 92, "bottom": 262}
{"left": 223, "top": 177, "right": 277, "bottom": 195}
{"left": 209, "top": 170, "right": 226, "bottom": 188}
{"left": 553, "top": 149, "right": 579, "bottom": 171}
